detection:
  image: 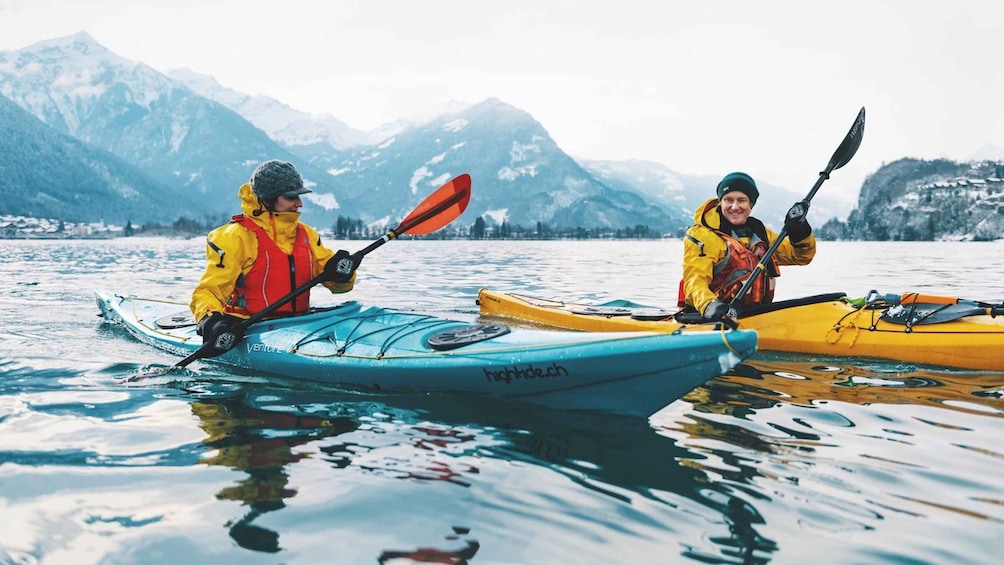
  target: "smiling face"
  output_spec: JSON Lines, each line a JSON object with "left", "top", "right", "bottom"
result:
{"left": 719, "top": 190, "right": 752, "bottom": 227}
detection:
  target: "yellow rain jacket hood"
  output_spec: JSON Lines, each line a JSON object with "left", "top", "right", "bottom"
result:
{"left": 681, "top": 197, "right": 815, "bottom": 315}
{"left": 190, "top": 183, "right": 353, "bottom": 322}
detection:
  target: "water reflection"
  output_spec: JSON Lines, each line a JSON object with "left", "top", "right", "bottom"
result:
{"left": 707, "top": 357, "right": 1004, "bottom": 415}
{"left": 654, "top": 356, "right": 1004, "bottom": 560}
{"left": 4, "top": 239, "right": 1004, "bottom": 563}
{"left": 377, "top": 526, "right": 480, "bottom": 564}
{"left": 182, "top": 381, "right": 783, "bottom": 562}
{"left": 6, "top": 353, "right": 1000, "bottom": 561}
{"left": 378, "top": 395, "right": 783, "bottom": 563}
{"left": 191, "top": 394, "right": 359, "bottom": 552}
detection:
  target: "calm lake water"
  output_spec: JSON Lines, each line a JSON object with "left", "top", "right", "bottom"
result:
{"left": 1, "top": 237, "right": 1002, "bottom": 564}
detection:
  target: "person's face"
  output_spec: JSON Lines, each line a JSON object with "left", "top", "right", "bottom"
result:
{"left": 719, "top": 191, "right": 752, "bottom": 226}
{"left": 273, "top": 194, "right": 303, "bottom": 212}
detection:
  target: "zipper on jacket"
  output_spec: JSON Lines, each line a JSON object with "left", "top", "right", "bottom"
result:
{"left": 287, "top": 254, "right": 298, "bottom": 311}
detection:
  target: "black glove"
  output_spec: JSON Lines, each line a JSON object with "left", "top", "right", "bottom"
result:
{"left": 703, "top": 299, "right": 738, "bottom": 321}
{"left": 196, "top": 312, "right": 244, "bottom": 354}
{"left": 323, "top": 250, "right": 360, "bottom": 283}
{"left": 784, "top": 200, "right": 812, "bottom": 242}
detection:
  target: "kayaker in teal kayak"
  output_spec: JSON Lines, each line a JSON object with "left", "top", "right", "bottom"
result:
{"left": 190, "top": 160, "right": 357, "bottom": 352}
{"left": 680, "top": 171, "right": 815, "bottom": 320}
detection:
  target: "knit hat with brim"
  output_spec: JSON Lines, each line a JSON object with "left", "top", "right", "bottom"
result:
{"left": 250, "top": 160, "right": 311, "bottom": 201}
{"left": 716, "top": 171, "right": 759, "bottom": 206}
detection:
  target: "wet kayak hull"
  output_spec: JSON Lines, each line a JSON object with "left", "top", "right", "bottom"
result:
{"left": 96, "top": 290, "right": 759, "bottom": 417}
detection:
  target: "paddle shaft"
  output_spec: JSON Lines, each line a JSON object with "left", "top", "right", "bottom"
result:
{"left": 174, "top": 176, "right": 471, "bottom": 369}
{"left": 727, "top": 172, "right": 828, "bottom": 311}
{"left": 728, "top": 107, "right": 866, "bottom": 311}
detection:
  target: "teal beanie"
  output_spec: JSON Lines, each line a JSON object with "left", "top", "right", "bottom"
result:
{"left": 716, "top": 172, "right": 759, "bottom": 206}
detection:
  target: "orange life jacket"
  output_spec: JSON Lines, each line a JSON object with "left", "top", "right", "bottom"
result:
{"left": 224, "top": 214, "right": 314, "bottom": 317}
{"left": 677, "top": 225, "right": 779, "bottom": 309}
{"left": 709, "top": 229, "right": 776, "bottom": 307}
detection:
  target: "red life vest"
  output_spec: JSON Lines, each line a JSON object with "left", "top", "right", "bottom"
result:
{"left": 708, "top": 230, "right": 776, "bottom": 307}
{"left": 224, "top": 215, "right": 314, "bottom": 317}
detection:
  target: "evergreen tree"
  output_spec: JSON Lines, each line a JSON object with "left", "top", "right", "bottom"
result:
{"left": 472, "top": 217, "right": 486, "bottom": 239}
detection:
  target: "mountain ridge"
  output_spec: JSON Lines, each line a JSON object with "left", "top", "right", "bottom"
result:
{"left": 3, "top": 32, "right": 1003, "bottom": 240}
{"left": 0, "top": 93, "right": 186, "bottom": 224}
{"left": 0, "top": 31, "right": 359, "bottom": 225}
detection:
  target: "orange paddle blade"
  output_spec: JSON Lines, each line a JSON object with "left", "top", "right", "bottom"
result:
{"left": 396, "top": 174, "right": 472, "bottom": 236}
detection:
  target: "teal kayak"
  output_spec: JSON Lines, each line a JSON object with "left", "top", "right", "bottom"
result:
{"left": 94, "top": 290, "right": 758, "bottom": 417}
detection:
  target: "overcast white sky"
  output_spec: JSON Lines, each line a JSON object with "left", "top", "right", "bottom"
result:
{"left": 2, "top": 0, "right": 1003, "bottom": 207}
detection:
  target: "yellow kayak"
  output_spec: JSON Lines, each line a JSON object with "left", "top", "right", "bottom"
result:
{"left": 477, "top": 288, "right": 1004, "bottom": 371}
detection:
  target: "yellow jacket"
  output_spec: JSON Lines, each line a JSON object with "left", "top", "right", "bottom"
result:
{"left": 682, "top": 198, "right": 815, "bottom": 315}
{"left": 190, "top": 183, "right": 355, "bottom": 322}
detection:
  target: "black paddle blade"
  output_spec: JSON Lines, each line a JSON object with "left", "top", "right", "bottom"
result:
{"left": 728, "top": 107, "right": 864, "bottom": 310}
{"left": 827, "top": 106, "right": 866, "bottom": 172}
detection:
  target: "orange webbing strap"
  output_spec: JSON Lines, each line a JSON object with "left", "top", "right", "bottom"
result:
{"left": 900, "top": 292, "right": 958, "bottom": 305}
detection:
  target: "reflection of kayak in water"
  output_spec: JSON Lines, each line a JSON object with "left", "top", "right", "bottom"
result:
{"left": 174, "top": 382, "right": 773, "bottom": 559}
{"left": 699, "top": 357, "right": 1004, "bottom": 415}
{"left": 210, "top": 385, "right": 724, "bottom": 510}
{"left": 477, "top": 288, "right": 1004, "bottom": 370}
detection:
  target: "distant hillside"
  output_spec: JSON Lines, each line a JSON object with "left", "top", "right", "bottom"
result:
{"left": 0, "top": 32, "right": 358, "bottom": 224}
{"left": 817, "top": 158, "right": 1004, "bottom": 241}
{"left": 0, "top": 94, "right": 189, "bottom": 224}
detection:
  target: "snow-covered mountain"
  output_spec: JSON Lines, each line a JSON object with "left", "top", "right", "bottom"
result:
{"left": 315, "top": 98, "right": 675, "bottom": 231}
{"left": 167, "top": 64, "right": 858, "bottom": 229}
{"left": 0, "top": 93, "right": 184, "bottom": 224}
{"left": 166, "top": 67, "right": 373, "bottom": 149}
{"left": 1, "top": 32, "right": 171, "bottom": 137}
{"left": 0, "top": 32, "right": 357, "bottom": 223}
{"left": 1, "top": 32, "right": 690, "bottom": 231}
{"left": 969, "top": 143, "right": 1004, "bottom": 163}
{"left": 576, "top": 158, "right": 854, "bottom": 233}
{"left": 168, "top": 68, "right": 481, "bottom": 156}
{"left": 577, "top": 159, "right": 705, "bottom": 231}
{"left": 166, "top": 66, "right": 683, "bottom": 230}
{"left": 3, "top": 31, "right": 914, "bottom": 235}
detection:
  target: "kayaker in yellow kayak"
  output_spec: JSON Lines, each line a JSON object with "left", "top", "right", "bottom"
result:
{"left": 681, "top": 171, "right": 815, "bottom": 320}
{"left": 190, "top": 160, "right": 358, "bottom": 351}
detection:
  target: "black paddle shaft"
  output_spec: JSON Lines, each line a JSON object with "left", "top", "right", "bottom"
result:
{"left": 727, "top": 107, "right": 866, "bottom": 311}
